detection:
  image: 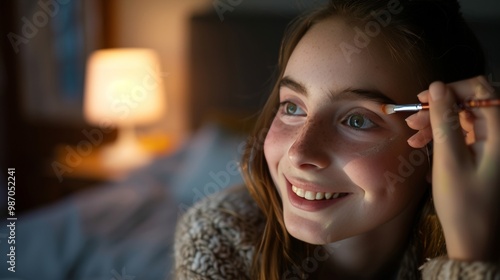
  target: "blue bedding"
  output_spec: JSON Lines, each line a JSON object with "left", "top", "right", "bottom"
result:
{"left": 0, "top": 124, "right": 246, "bottom": 280}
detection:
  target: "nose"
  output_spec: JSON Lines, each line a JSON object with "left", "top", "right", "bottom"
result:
{"left": 288, "top": 119, "right": 332, "bottom": 170}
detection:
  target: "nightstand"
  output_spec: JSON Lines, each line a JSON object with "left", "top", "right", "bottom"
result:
{"left": 45, "top": 133, "right": 174, "bottom": 192}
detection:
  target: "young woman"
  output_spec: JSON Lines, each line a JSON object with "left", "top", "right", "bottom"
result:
{"left": 175, "top": 0, "right": 500, "bottom": 279}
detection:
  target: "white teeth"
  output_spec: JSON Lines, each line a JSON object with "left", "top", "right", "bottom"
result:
{"left": 315, "top": 192, "right": 324, "bottom": 200}
{"left": 291, "top": 185, "right": 346, "bottom": 201}
{"left": 305, "top": 191, "right": 315, "bottom": 200}
{"left": 296, "top": 188, "right": 305, "bottom": 198}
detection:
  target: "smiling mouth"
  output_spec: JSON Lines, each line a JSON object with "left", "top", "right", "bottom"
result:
{"left": 291, "top": 185, "right": 350, "bottom": 201}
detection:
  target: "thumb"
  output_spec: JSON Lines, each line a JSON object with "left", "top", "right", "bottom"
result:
{"left": 428, "top": 81, "right": 469, "bottom": 165}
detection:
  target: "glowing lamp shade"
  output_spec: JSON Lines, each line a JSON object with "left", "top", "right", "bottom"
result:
{"left": 83, "top": 48, "right": 166, "bottom": 170}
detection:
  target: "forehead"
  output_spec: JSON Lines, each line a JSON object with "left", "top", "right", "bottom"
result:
{"left": 283, "top": 17, "right": 421, "bottom": 104}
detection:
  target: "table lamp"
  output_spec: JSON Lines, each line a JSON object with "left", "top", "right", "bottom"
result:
{"left": 84, "top": 48, "right": 166, "bottom": 170}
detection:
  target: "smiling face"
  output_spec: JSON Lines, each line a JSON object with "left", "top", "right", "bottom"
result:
{"left": 263, "top": 17, "right": 429, "bottom": 244}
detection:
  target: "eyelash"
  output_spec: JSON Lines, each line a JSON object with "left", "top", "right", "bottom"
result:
{"left": 341, "top": 113, "right": 377, "bottom": 130}
{"left": 279, "top": 101, "right": 378, "bottom": 130}
{"left": 279, "top": 101, "right": 305, "bottom": 116}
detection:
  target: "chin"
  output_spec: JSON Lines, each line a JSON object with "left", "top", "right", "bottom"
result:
{"left": 283, "top": 211, "right": 343, "bottom": 245}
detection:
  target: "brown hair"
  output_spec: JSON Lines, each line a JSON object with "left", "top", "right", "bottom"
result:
{"left": 241, "top": 0, "right": 484, "bottom": 279}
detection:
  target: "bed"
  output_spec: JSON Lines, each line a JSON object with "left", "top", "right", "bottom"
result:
{"left": 1, "top": 123, "right": 247, "bottom": 280}
{"left": 0, "top": 10, "right": 293, "bottom": 280}
{"left": 1, "top": 7, "right": 498, "bottom": 280}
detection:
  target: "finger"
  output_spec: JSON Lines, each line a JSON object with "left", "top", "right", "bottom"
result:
{"left": 428, "top": 81, "right": 470, "bottom": 164}
{"left": 480, "top": 105, "right": 500, "bottom": 160}
{"left": 407, "top": 127, "right": 433, "bottom": 148}
{"left": 459, "top": 110, "right": 476, "bottom": 144}
{"left": 448, "top": 76, "right": 500, "bottom": 145}
{"left": 446, "top": 76, "right": 496, "bottom": 100}
{"left": 472, "top": 78, "right": 500, "bottom": 145}
{"left": 459, "top": 110, "right": 475, "bottom": 133}
{"left": 405, "top": 105, "right": 432, "bottom": 148}
{"left": 417, "top": 90, "right": 429, "bottom": 103}
{"left": 406, "top": 110, "right": 430, "bottom": 130}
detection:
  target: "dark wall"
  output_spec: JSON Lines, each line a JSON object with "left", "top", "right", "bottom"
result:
{"left": 0, "top": 0, "right": 116, "bottom": 214}
{"left": 188, "top": 11, "right": 294, "bottom": 130}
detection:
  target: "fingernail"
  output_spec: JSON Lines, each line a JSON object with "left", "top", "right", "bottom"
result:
{"left": 405, "top": 114, "right": 417, "bottom": 123}
{"left": 407, "top": 135, "right": 417, "bottom": 147}
{"left": 417, "top": 90, "right": 428, "bottom": 99}
{"left": 429, "top": 82, "right": 444, "bottom": 101}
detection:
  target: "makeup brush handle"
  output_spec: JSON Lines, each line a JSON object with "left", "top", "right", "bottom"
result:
{"left": 463, "top": 98, "right": 500, "bottom": 109}
{"left": 393, "top": 103, "right": 428, "bottom": 112}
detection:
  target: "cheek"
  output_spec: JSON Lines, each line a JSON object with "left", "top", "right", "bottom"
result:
{"left": 342, "top": 138, "right": 428, "bottom": 197}
{"left": 344, "top": 152, "right": 400, "bottom": 191}
{"left": 264, "top": 119, "right": 294, "bottom": 172}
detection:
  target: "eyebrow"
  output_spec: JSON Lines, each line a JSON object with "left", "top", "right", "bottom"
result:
{"left": 279, "top": 76, "right": 396, "bottom": 104}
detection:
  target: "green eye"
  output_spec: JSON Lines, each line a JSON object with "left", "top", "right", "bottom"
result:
{"left": 285, "top": 103, "right": 297, "bottom": 115}
{"left": 280, "top": 101, "right": 305, "bottom": 116}
{"left": 345, "top": 113, "right": 376, "bottom": 129}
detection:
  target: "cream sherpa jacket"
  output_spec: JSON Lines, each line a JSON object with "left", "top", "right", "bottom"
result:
{"left": 174, "top": 186, "right": 499, "bottom": 279}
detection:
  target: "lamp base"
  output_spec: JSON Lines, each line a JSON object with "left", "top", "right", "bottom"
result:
{"left": 99, "top": 126, "right": 151, "bottom": 171}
